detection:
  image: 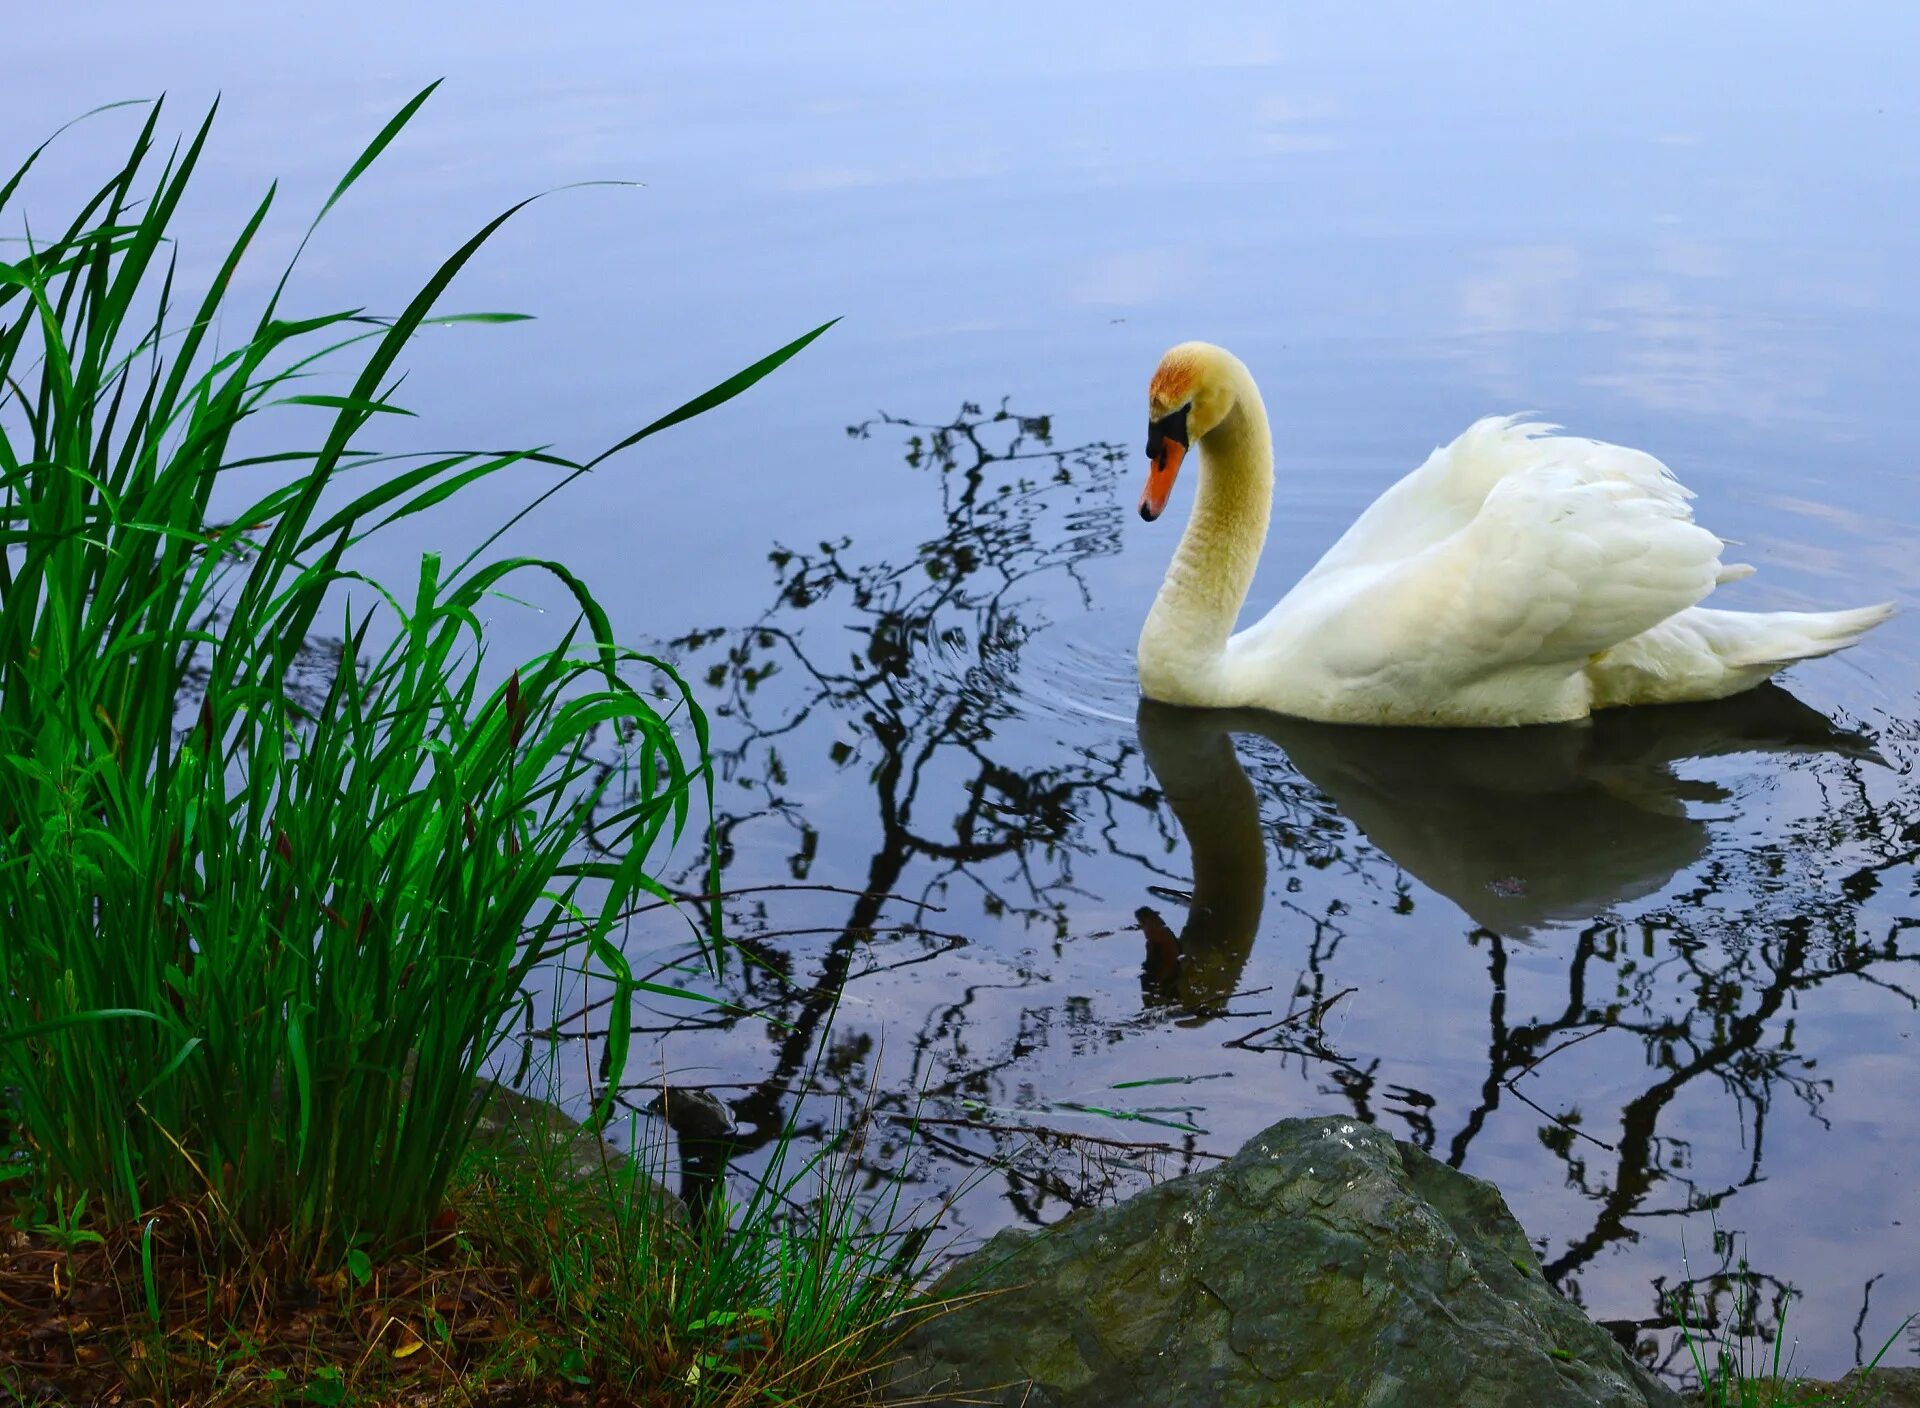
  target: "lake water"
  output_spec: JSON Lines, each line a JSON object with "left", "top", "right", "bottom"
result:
{"left": 8, "top": 3, "right": 1918, "bottom": 1383}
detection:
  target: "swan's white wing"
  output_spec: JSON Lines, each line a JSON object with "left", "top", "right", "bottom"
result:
{"left": 1269, "top": 430, "right": 1728, "bottom": 687}
{"left": 1436, "top": 463, "right": 1723, "bottom": 664}
{"left": 1295, "top": 416, "right": 1573, "bottom": 586}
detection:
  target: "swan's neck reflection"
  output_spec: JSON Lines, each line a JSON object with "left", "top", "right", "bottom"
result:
{"left": 1135, "top": 689, "right": 1878, "bottom": 1011}
{"left": 1136, "top": 705, "right": 1267, "bottom": 1008}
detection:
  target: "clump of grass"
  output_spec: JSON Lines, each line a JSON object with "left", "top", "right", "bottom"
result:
{"left": 0, "top": 85, "right": 829, "bottom": 1266}
{"left": 1670, "top": 1234, "right": 1914, "bottom": 1408}
{"left": 452, "top": 1090, "right": 951, "bottom": 1406}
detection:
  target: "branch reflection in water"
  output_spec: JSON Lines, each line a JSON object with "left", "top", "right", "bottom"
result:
{"left": 586, "top": 399, "right": 1917, "bottom": 1371}
{"left": 631, "top": 401, "right": 1144, "bottom": 1210}
{"left": 1138, "top": 692, "right": 1917, "bottom": 1363}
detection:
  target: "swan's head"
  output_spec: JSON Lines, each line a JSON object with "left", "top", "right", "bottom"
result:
{"left": 1140, "top": 341, "right": 1241, "bottom": 522}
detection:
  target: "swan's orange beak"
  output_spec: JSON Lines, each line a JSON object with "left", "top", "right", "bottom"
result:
{"left": 1139, "top": 440, "right": 1184, "bottom": 522}
{"left": 1139, "top": 406, "right": 1190, "bottom": 522}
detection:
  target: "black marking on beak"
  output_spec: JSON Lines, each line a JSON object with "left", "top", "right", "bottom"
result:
{"left": 1146, "top": 403, "right": 1191, "bottom": 467}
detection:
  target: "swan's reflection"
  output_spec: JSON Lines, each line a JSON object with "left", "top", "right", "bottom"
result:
{"left": 1136, "top": 688, "right": 1879, "bottom": 1008}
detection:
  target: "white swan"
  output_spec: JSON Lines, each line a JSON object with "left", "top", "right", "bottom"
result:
{"left": 1136, "top": 342, "right": 1894, "bottom": 727}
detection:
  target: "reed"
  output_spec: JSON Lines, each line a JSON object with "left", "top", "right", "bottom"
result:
{"left": 0, "top": 85, "right": 830, "bottom": 1263}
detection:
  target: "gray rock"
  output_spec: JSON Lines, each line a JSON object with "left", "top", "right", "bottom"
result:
{"left": 888, "top": 1115, "right": 1681, "bottom": 1408}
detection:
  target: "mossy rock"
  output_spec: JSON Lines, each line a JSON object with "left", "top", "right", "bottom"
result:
{"left": 887, "top": 1115, "right": 1681, "bottom": 1408}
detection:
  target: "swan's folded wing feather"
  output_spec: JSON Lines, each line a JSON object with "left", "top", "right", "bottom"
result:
{"left": 1317, "top": 447, "right": 1726, "bottom": 683}
{"left": 1297, "top": 416, "right": 1566, "bottom": 584}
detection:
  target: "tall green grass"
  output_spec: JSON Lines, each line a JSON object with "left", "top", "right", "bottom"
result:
{"left": 0, "top": 86, "right": 829, "bottom": 1261}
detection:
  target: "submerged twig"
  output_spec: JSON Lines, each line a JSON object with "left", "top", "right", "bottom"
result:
{"left": 536, "top": 923, "right": 968, "bottom": 1034}
{"left": 654, "top": 882, "right": 949, "bottom": 915}
{"left": 878, "top": 1110, "right": 1231, "bottom": 1162}
{"left": 523, "top": 883, "right": 949, "bottom": 948}
{"left": 1499, "top": 1025, "right": 1616, "bottom": 1150}
{"left": 1503, "top": 1082, "right": 1616, "bottom": 1152}
{"left": 1509, "top": 1025, "right": 1605, "bottom": 1083}
{"left": 1222, "top": 986, "right": 1356, "bottom": 1051}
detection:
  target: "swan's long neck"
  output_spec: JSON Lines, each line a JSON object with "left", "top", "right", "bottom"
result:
{"left": 1138, "top": 373, "right": 1274, "bottom": 705}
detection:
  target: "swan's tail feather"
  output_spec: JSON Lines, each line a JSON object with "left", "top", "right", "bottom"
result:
{"left": 1588, "top": 603, "right": 1894, "bottom": 709}
{"left": 1718, "top": 602, "right": 1896, "bottom": 668}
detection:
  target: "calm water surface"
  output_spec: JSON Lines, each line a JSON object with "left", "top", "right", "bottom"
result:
{"left": 9, "top": 3, "right": 1919, "bottom": 1380}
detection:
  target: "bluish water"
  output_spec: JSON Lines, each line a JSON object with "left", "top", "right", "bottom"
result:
{"left": 7, "top": 3, "right": 1918, "bottom": 1380}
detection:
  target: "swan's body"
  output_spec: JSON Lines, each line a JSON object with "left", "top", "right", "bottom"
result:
{"left": 1136, "top": 343, "right": 1893, "bottom": 727}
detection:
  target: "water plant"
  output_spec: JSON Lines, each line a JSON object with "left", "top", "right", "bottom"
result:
{"left": 0, "top": 84, "right": 829, "bottom": 1264}
{"left": 1670, "top": 1233, "right": 1914, "bottom": 1407}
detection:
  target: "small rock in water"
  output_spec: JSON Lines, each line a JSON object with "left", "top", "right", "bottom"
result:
{"left": 645, "top": 1086, "right": 739, "bottom": 1141}
{"left": 1794, "top": 1368, "right": 1920, "bottom": 1408}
